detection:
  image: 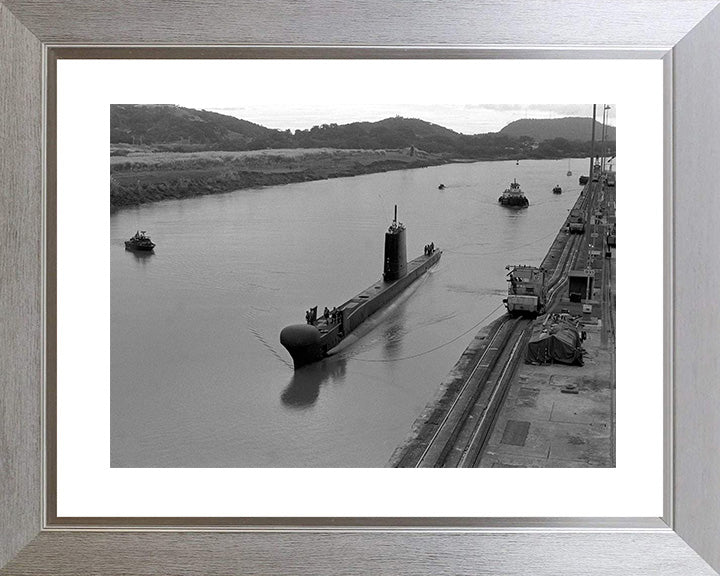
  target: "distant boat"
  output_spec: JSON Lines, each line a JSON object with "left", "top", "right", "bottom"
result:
{"left": 567, "top": 159, "right": 572, "bottom": 177}
{"left": 553, "top": 185, "right": 562, "bottom": 194}
{"left": 516, "top": 160, "right": 520, "bottom": 165}
{"left": 438, "top": 184, "right": 446, "bottom": 190}
{"left": 125, "top": 230, "right": 155, "bottom": 251}
{"left": 498, "top": 179, "right": 529, "bottom": 208}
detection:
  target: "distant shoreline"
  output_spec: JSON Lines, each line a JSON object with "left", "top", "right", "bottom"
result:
{"left": 109, "top": 147, "right": 585, "bottom": 211}
{"left": 110, "top": 147, "right": 452, "bottom": 211}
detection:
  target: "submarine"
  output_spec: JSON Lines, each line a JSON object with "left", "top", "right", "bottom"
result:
{"left": 280, "top": 206, "right": 442, "bottom": 369}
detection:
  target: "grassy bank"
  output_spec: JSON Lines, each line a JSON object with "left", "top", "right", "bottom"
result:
{"left": 110, "top": 147, "right": 447, "bottom": 210}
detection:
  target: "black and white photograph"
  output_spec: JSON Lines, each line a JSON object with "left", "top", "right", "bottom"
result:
{"left": 110, "top": 102, "right": 616, "bottom": 469}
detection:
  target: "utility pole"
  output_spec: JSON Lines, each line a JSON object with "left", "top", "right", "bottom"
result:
{"left": 589, "top": 104, "right": 597, "bottom": 181}
{"left": 600, "top": 104, "right": 607, "bottom": 173}
{"left": 601, "top": 105, "right": 611, "bottom": 173}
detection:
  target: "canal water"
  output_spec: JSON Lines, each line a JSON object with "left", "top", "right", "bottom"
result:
{"left": 111, "top": 158, "right": 585, "bottom": 467}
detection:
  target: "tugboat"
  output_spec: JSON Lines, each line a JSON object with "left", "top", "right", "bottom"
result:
{"left": 125, "top": 230, "right": 155, "bottom": 251}
{"left": 280, "top": 206, "right": 441, "bottom": 369}
{"left": 553, "top": 184, "right": 562, "bottom": 194}
{"left": 498, "top": 179, "right": 529, "bottom": 207}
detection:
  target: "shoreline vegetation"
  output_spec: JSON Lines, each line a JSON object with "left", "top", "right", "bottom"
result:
{"left": 108, "top": 146, "right": 590, "bottom": 211}
{"left": 110, "top": 147, "right": 448, "bottom": 210}
{"left": 109, "top": 105, "right": 616, "bottom": 211}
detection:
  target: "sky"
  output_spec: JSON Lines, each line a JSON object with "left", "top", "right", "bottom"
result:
{"left": 174, "top": 103, "right": 617, "bottom": 135}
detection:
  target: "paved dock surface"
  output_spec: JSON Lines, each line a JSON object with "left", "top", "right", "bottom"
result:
{"left": 478, "top": 308, "right": 614, "bottom": 467}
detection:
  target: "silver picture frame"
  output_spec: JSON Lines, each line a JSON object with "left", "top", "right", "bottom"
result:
{"left": 2, "top": 1, "right": 720, "bottom": 574}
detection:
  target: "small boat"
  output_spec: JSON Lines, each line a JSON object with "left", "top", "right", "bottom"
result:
{"left": 566, "top": 159, "right": 572, "bottom": 177}
{"left": 498, "top": 179, "right": 529, "bottom": 208}
{"left": 553, "top": 185, "right": 562, "bottom": 194}
{"left": 125, "top": 230, "right": 155, "bottom": 251}
{"left": 516, "top": 160, "right": 520, "bottom": 165}
{"left": 438, "top": 184, "right": 446, "bottom": 190}
{"left": 579, "top": 175, "right": 589, "bottom": 185}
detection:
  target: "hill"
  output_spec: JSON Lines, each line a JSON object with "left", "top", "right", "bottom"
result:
{"left": 499, "top": 117, "right": 616, "bottom": 142}
{"left": 110, "top": 105, "right": 465, "bottom": 153}
{"left": 292, "top": 116, "right": 461, "bottom": 151}
{"left": 110, "top": 104, "right": 284, "bottom": 149}
{"left": 111, "top": 105, "right": 614, "bottom": 160}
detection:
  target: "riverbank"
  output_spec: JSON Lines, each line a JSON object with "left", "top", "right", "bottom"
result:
{"left": 109, "top": 147, "right": 447, "bottom": 210}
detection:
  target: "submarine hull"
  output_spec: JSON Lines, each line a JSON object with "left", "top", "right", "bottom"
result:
{"left": 279, "top": 324, "right": 324, "bottom": 369}
{"left": 281, "top": 249, "right": 441, "bottom": 369}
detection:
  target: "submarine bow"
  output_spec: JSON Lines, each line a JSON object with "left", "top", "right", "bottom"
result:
{"left": 280, "top": 324, "right": 324, "bottom": 369}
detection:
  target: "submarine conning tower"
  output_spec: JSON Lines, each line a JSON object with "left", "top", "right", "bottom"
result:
{"left": 383, "top": 205, "right": 407, "bottom": 281}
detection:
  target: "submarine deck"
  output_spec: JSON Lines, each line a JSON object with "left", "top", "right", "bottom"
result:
{"left": 314, "top": 249, "right": 442, "bottom": 349}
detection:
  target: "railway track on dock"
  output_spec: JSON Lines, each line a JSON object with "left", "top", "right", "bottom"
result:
{"left": 444, "top": 318, "right": 532, "bottom": 468}
{"left": 412, "top": 316, "right": 524, "bottom": 467}
{"left": 404, "top": 183, "right": 599, "bottom": 468}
